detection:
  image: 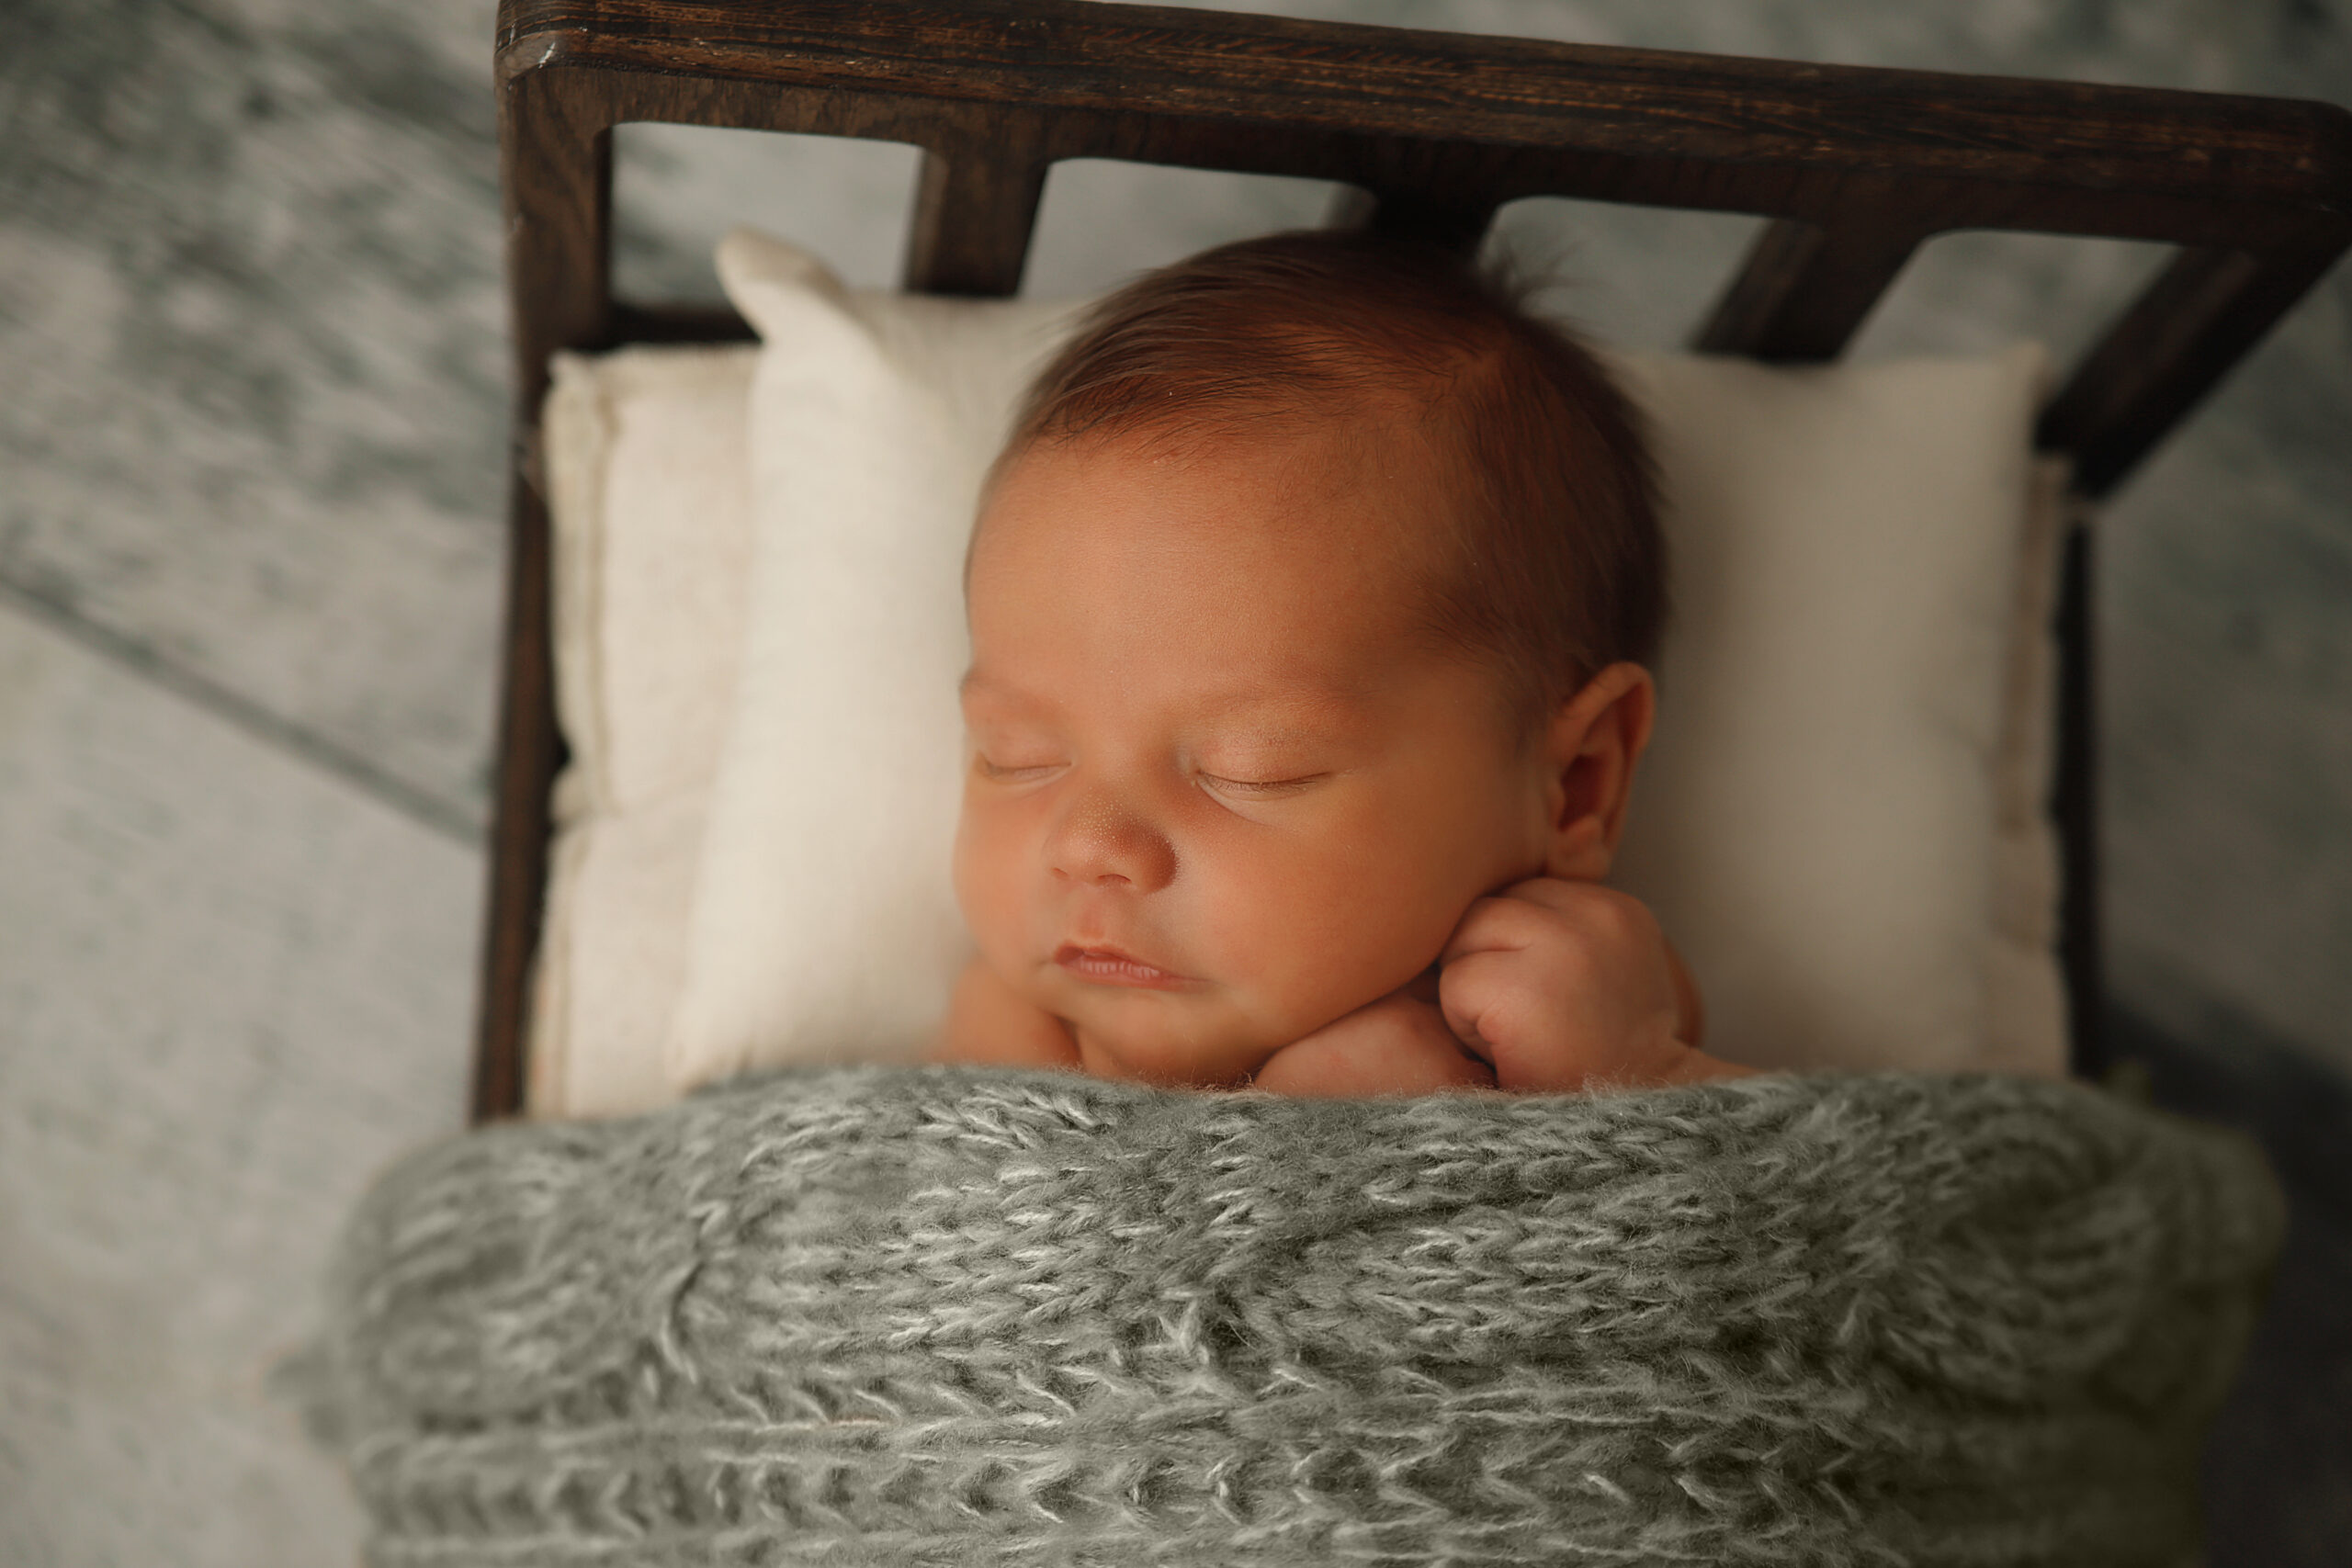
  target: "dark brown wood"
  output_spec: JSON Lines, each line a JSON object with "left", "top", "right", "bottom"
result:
{"left": 607, "top": 301, "right": 758, "bottom": 342}
{"left": 502, "top": 68, "right": 614, "bottom": 429}
{"left": 477, "top": 0, "right": 2352, "bottom": 1115}
{"left": 498, "top": 0, "right": 2350, "bottom": 215}
{"left": 2053, "top": 524, "right": 2103, "bottom": 1081}
{"left": 2039, "top": 240, "right": 2345, "bottom": 499}
{"left": 1692, "top": 212, "right": 1927, "bottom": 362}
{"left": 491, "top": 0, "right": 2352, "bottom": 487}
{"left": 473, "top": 468, "right": 562, "bottom": 1122}
{"left": 905, "top": 132, "right": 1052, "bottom": 296}
{"left": 1325, "top": 185, "right": 1496, "bottom": 256}
{"left": 476, "top": 63, "right": 616, "bottom": 1121}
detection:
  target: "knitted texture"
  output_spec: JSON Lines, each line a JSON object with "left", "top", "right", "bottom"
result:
{"left": 289, "top": 1066, "right": 2281, "bottom": 1567}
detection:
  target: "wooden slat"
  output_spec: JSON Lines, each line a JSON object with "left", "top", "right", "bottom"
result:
{"left": 1690, "top": 213, "right": 1927, "bottom": 362}
{"left": 473, "top": 468, "right": 561, "bottom": 1123}
{"left": 2039, "top": 241, "right": 2345, "bottom": 499}
{"left": 500, "top": 70, "right": 614, "bottom": 422}
{"left": 2052, "top": 524, "right": 2103, "bottom": 1082}
{"left": 608, "top": 301, "right": 758, "bottom": 342}
{"left": 1325, "top": 185, "right": 1496, "bottom": 256}
{"left": 905, "top": 134, "right": 1051, "bottom": 297}
{"left": 476, "top": 68, "right": 614, "bottom": 1121}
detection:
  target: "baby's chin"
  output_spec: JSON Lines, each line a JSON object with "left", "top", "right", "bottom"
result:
{"left": 1055, "top": 993, "right": 1291, "bottom": 1089}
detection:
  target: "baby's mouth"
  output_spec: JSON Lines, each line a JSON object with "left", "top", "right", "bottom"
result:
{"left": 1053, "top": 942, "right": 1196, "bottom": 989}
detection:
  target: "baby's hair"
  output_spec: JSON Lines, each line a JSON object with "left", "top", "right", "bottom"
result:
{"left": 996, "top": 228, "right": 1666, "bottom": 723}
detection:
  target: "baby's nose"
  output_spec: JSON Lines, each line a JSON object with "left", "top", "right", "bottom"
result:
{"left": 1047, "top": 790, "right": 1176, "bottom": 893}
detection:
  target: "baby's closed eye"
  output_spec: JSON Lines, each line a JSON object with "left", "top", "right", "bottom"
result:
{"left": 974, "top": 753, "right": 1067, "bottom": 784}
{"left": 966, "top": 719, "right": 1069, "bottom": 783}
{"left": 1196, "top": 770, "right": 1329, "bottom": 799}
{"left": 1189, "top": 731, "right": 1345, "bottom": 800}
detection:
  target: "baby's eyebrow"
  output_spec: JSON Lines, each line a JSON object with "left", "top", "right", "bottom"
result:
{"left": 1200, "top": 681, "right": 1378, "bottom": 722}
{"left": 957, "top": 668, "right": 1060, "bottom": 718}
{"left": 960, "top": 666, "right": 1374, "bottom": 728}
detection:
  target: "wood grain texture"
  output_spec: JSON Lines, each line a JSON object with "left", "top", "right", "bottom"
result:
{"left": 502, "top": 69, "right": 613, "bottom": 424}
{"left": 496, "top": 0, "right": 2352, "bottom": 468}
{"left": 905, "top": 130, "right": 1052, "bottom": 296}
{"left": 497, "top": 0, "right": 2351, "bottom": 210}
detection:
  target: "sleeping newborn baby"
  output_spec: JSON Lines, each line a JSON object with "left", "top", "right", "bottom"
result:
{"left": 932, "top": 230, "right": 1755, "bottom": 1097}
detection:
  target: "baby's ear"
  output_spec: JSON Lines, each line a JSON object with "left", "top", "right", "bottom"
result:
{"left": 1540, "top": 662, "right": 1656, "bottom": 883}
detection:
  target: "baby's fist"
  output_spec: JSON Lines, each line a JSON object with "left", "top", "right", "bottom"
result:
{"left": 1438, "top": 879, "right": 1691, "bottom": 1094}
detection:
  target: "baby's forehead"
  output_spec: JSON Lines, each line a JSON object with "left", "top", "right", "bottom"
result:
{"left": 982, "top": 410, "right": 1466, "bottom": 585}
{"left": 964, "top": 431, "right": 1516, "bottom": 719}
{"left": 986, "top": 391, "right": 1459, "bottom": 530}
{"left": 1107, "top": 371, "right": 1447, "bottom": 469}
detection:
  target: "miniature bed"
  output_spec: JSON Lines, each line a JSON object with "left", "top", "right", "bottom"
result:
{"left": 287, "top": 2, "right": 2352, "bottom": 1562}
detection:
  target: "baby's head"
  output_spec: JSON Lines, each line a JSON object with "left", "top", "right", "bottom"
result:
{"left": 956, "top": 230, "right": 1665, "bottom": 1086}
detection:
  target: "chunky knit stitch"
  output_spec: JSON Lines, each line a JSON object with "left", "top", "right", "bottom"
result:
{"left": 289, "top": 1066, "right": 2280, "bottom": 1567}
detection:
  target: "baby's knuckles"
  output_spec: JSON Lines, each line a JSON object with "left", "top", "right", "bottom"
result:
{"left": 1441, "top": 953, "right": 1577, "bottom": 1089}
{"left": 1518, "top": 883, "right": 1670, "bottom": 983}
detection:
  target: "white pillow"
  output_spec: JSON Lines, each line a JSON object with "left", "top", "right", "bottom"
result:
{"left": 530, "top": 344, "right": 756, "bottom": 1117}
{"left": 1607, "top": 357, "right": 2065, "bottom": 1074}
{"left": 531, "top": 229, "right": 2070, "bottom": 1114}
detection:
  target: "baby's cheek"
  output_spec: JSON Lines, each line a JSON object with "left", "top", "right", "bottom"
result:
{"left": 950, "top": 801, "right": 1023, "bottom": 955}
{"left": 948, "top": 809, "right": 983, "bottom": 923}
{"left": 1212, "top": 868, "right": 1433, "bottom": 1039}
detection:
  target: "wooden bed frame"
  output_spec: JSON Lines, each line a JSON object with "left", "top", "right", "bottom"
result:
{"left": 475, "top": 0, "right": 2352, "bottom": 1122}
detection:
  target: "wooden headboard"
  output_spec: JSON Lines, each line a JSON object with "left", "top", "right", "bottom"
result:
{"left": 477, "top": 0, "right": 2352, "bottom": 1120}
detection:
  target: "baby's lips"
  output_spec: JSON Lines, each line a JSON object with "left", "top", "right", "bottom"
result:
{"left": 1057, "top": 937, "right": 1127, "bottom": 964}
{"left": 1053, "top": 942, "right": 1198, "bottom": 987}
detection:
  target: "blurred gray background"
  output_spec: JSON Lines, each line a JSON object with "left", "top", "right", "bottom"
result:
{"left": 2, "top": 0, "right": 2346, "bottom": 1562}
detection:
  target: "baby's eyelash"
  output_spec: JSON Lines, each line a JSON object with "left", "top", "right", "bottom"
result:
{"left": 1202, "top": 773, "right": 1327, "bottom": 798}
{"left": 975, "top": 757, "right": 1062, "bottom": 783}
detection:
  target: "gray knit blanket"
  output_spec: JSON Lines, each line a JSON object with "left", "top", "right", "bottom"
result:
{"left": 288, "top": 1066, "right": 2281, "bottom": 1567}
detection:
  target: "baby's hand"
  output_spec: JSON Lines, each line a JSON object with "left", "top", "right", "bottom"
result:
{"left": 1439, "top": 878, "right": 1738, "bottom": 1094}
{"left": 1250, "top": 972, "right": 1497, "bottom": 1097}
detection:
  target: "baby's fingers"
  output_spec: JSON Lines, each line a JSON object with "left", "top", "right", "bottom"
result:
{"left": 1439, "top": 894, "right": 1556, "bottom": 964}
{"left": 1434, "top": 948, "right": 1520, "bottom": 1062}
